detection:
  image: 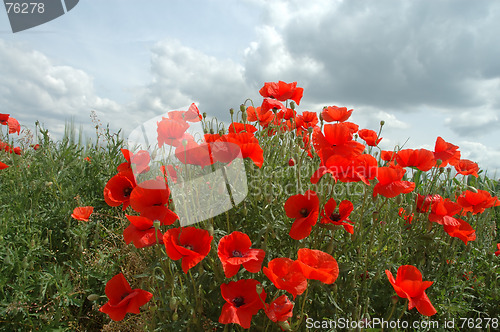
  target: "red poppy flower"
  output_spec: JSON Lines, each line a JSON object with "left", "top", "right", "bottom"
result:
{"left": 295, "top": 248, "right": 339, "bottom": 284}
{"left": 385, "top": 265, "right": 437, "bottom": 316}
{"left": 259, "top": 81, "right": 304, "bottom": 105}
{"left": 454, "top": 159, "right": 479, "bottom": 177}
{"left": 175, "top": 138, "right": 214, "bottom": 168}
{"left": 123, "top": 215, "right": 163, "bottom": 248}
{"left": 395, "top": 149, "right": 436, "bottom": 171}
{"left": 118, "top": 149, "right": 150, "bottom": 174}
{"left": 228, "top": 122, "right": 258, "bottom": 134}
{"left": 284, "top": 190, "right": 319, "bottom": 240}
{"left": 104, "top": 170, "right": 136, "bottom": 210}
{"left": 32, "top": 144, "right": 40, "bottom": 150}
{"left": 99, "top": 273, "right": 153, "bottom": 321}
{"left": 227, "top": 132, "right": 264, "bottom": 168}
{"left": 246, "top": 106, "right": 274, "bottom": 127}
{"left": 7, "top": 117, "right": 20, "bottom": 135}
{"left": 130, "top": 179, "right": 178, "bottom": 226}
{"left": 265, "top": 294, "right": 294, "bottom": 323}
{"left": 160, "top": 164, "right": 179, "bottom": 183}
{"left": 398, "top": 207, "right": 414, "bottom": 225}
{"left": 321, "top": 106, "right": 353, "bottom": 123}
{"left": 311, "top": 154, "right": 378, "bottom": 185}
{"left": 71, "top": 206, "right": 94, "bottom": 221}
{"left": 495, "top": 243, "right": 500, "bottom": 256}
{"left": 0, "top": 140, "right": 13, "bottom": 153}
{"left": 0, "top": 113, "right": 9, "bottom": 124}
{"left": 263, "top": 258, "right": 307, "bottom": 299}
{"left": 428, "top": 198, "right": 461, "bottom": 226}
{"left": 217, "top": 231, "right": 266, "bottom": 278}
{"left": 456, "top": 189, "right": 500, "bottom": 215}
{"left": 0, "top": 161, "right": 8, "bottom": 170}
{"left": 415, "top": 194, "right": 442, "bottom": 213}
{"left": 209, "top": 135, "right": 241, "bottom": 164}
{"left": 295, "top": 111, "right": 318, "bottom": 132}
{"left": 163, "top": 227, "right": 213, "bottom": 273}
{"left": 219, "top": 279, "right": 266, "bottom": 329}
{"left": 260, "top": 97, "right": 287, "bottom": 115}
{"left": 13, "top": 147, "right": 21, "bottom": 155}
{"left": 157, "top": 117, "right": 190, "bottom": 148}
{"left": 381, "top": 150, "right": 397, "bottom": 162}
{"left": 312, "top": 124, "right": 365, "bottom": 162}
{"left": 358, "top": 129, "right": 382, "bottom": 146}
{"left": 320, "top": 198, "right": 354, "bottom": 234}
{"left": 442, "top": 218, "right": 476, "bottom": 245}
{"left": 372, "top": 167, "right": 415, "bottom": 198}
{"left": 434, "top": 136, "right": 460, "bottom": 167}
{"left": 167, "top": 103, "right": 202, "bottom": 122}
{"left": 288, "top": 158, "right": 295, "bottom": 166}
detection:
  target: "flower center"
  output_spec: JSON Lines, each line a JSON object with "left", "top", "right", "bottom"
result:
{"left": 300, "top": 208, "right": 309, "bottom": 217}
{"left": 232, "top": 250, "right": 243, "bottom": 257}
{"left": 330, "top": 213, "right": 341, "bottom": 222}
{"left": 232, "top": 296, "right": 245, "bottom": 307}
{"left": 123, "top": 187, "right": 133, "bottom": 197}
{"left": 184, "top": 244, "right": 193, "bottom": 251}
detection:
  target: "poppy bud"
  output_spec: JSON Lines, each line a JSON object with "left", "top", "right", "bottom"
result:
{"left": 240, "top": 104, "right": 246, "bottom": 113}
{"left": 466, "top": 185, "right": 478, "bottom": 193}
{"left": 290, "top": 101, "right": 296, "bottom": 110}
{"left": 202, "top": 112, "right": 207, "bottom": 119}
{"left": 278, "top": 321, "right": 292, "bottom": 331}
{"left": 256, "top": 284, "right": 263, "bottom": 295}
{"left": 169, "top": 298, "right": 178, "bottom": 310}
{"left": 87, "top": 294, "right": 100, "bottom": 301}
{"left": 380, "top": 120, "right": 385, "bottom": 126}
{"left": 206, "top": 223, "right": 214, "bottom": 236}
{"left": 153, "top": 219, "right": 161, "bottom": 229}
{"left": 172, "top": 312, "right": 178, "bottom": 321}
{"left": 391, "top": 295, "right": 399, "bottom": 304}
{"left": 181, "top": 139, "right": 188, "bottom": 148}
{"left": 435, "top": 159, "right": 442, "bottom": 167}
{"left": 288, "top": 158, "right": 295, "bottom": 166}
{"left": 229, "top": 108, "right": 234, "bottom": 116}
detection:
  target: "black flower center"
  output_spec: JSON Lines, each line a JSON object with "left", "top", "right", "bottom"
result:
{"left": 300, "top": 208, "right": 309, "bottom": 217}
{"left": 232, "top": 296, "right": 245, "bottom": 307}
{"left": 330, "top": 213, "right": 341, "bottom": 222}
{"left": 123, "top": 187, "right": 133, "bottom": 197}
{"left": 232, "top": 250, "right": 243, "bottom": 257}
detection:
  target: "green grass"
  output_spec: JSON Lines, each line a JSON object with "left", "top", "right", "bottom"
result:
{"left": 1, "top": 116, "right": 499, "bottom": 331}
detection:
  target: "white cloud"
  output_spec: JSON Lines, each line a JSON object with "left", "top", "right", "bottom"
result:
{"left": 0, "top": 39, "right": 121, "bottom": 137}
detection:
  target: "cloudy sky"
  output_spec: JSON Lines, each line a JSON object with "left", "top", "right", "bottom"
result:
{"left": 1, "top": 0, "right": 500, "bottom": 174}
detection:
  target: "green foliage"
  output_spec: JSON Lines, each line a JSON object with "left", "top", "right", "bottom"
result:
{"left": 1, "top": 113, "right": 499, "bottom": 332}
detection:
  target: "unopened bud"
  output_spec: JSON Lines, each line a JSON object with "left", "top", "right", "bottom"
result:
{"left": 278, "top": 321, "right": 292, "bottom": 331}
{"left": 255, "top": 284, "right": 263, "bottom": 295}
{"left": 467, "top": 185, "right": 478, "bottom": 193}
{"left": 181, "top": 139, "right": 188, "bottom": 148}
{"left": 229, "top": 108, "right": 234, "bottom": 115}
{"left": 380, "top": 120, "right": 385, "bottom": 126}
{"left": 153, "top": 219, "right": 161, "bottom": 229}
{"left": 203, "top": 112, "right": 207, "bottom": 119}
{"left": 290, "top": 101, "right": 296, "bottom": 110}
{"left": 169, "top": 298, "right": 178, "bottom": 310}
{"left": 172, "top": 312, "right": 178, "bottom": 321}
{"left": 288, "top": 158, "right": 295, "bottom": 166}
{"left": 87, "top": 294, "right": 100, "bottom": 302}
{"left": 206, "top": 223, "right": 214, "bottom": 236}
{"left": 391, "top": 295, "right": 399, "bottom": 304}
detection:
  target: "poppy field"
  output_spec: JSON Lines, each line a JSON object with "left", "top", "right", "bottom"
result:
{"left": 1, "top": 81, "right": 500, "bottom": 331}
